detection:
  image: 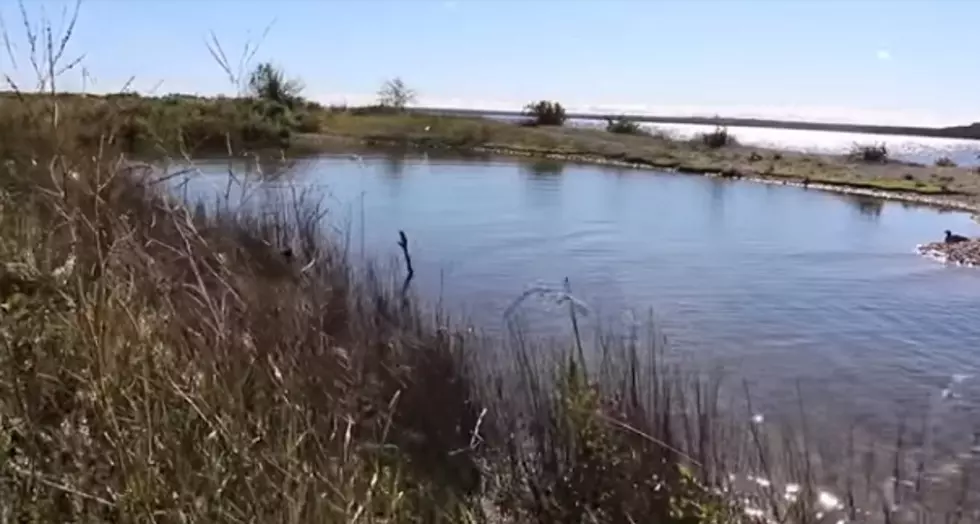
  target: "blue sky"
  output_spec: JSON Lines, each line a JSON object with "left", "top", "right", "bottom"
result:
{"left": 2, "top": 0, "right": 978, "bottom": 125}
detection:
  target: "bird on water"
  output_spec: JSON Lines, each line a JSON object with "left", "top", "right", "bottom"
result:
{"left": 944, "top": 230, "right": 970, "bottom": 244}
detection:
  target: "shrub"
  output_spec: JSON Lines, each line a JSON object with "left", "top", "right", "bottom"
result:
{"left": 605, "top": 116, "right": 646, "bottom": 135}
{"left": 697, "top": 125, "right": 737, "bottom": 148}
{"left": 247, "top": 62, "right": 305, "bottom": 109}
{"left": 523, "top": 100, "right": 567, "bottom": 126}
{"left": 849, "top": 142, "right": 889, "bottom": 163}
{"left": 935, "top": 155, "right": 957, "bottom": 167}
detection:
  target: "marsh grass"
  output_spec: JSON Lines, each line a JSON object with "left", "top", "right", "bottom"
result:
{"left": 1, "top": 5, "right": 978, "bottom": 523}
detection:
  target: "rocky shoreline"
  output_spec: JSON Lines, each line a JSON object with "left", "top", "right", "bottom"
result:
{"left": 917, "top": 239, "right": 980, "bottom": 267}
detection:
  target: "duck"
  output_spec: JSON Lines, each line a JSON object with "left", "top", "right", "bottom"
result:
{"left": 944, "top": 230, "right": 970, "bottom": 244}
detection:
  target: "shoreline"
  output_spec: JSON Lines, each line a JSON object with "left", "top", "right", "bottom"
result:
{"left": 470, "top": 143, "right": 980, "bottom": 213}
{"left": 305, "top": 132, "right": 980, "bottom": 215}
{"left": 415, "top": 106, "right": 980, "bottom": 142}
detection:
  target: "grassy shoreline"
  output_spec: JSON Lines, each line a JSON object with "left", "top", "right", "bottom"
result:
{"left": 302, "top": 111, "right": 980, "bottom": 212}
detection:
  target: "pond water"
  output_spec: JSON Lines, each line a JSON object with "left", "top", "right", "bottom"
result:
{"left": 178, "top": 152, "right": 980, "bottom": 457}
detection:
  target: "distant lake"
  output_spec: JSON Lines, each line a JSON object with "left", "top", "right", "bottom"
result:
{"left": 179, "top": 152, "right": 980, "bottom": 487}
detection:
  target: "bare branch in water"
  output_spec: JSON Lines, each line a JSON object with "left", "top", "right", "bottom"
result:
{"left": 397, "top": 229, "right": 414, "bottom": 300}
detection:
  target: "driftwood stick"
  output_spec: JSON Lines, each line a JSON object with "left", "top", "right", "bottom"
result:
{"left": 397, "top": 230, "right": 415, "bottom": 299}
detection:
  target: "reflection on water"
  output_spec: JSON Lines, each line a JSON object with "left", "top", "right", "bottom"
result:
{"left": 382, "top": 153, "right": 406, "bottom": 178}
{"left": 175, "top": 152, "right": 980, "bottom": 485}
{"left": 521, "top": 158, "right": 566, "bottom": 177}
{"left": 842, "top": 193, "right": 886, "bottom": 219}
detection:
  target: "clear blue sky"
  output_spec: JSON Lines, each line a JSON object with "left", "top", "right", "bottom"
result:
{"left": 2, "top": 0, "right": 979, "bottom": 125}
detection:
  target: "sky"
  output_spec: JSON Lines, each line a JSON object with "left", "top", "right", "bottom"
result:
{"left": 1, "top": 0, "right": 979, "bottom": 126}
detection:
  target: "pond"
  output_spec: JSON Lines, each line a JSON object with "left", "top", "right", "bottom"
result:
{"left": 178, "top": 151, "right": 980, "bottom": 457}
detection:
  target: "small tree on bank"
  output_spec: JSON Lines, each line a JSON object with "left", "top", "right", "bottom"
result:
{"left": 377, "top": 77, "right": 417, "bottom": 110}
{"left": 523, "top": 100, "right": 567, "bottom": 126}
{"left": 247, "top": 62, "right": 305, "bottom": 108}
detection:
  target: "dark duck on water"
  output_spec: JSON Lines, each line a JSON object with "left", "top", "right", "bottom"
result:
{"left": 944, "top": 230, "right": 970, "bottom": 244}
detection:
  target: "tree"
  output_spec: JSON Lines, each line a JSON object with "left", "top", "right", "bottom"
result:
{"left": 377, "top": 77, "right": 417, "bottom": 110}
{"left": 247, "top": 62, "right": 304, "bottom": 108}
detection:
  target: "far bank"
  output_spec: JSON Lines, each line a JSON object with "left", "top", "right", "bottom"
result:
{"left": 301, "top": 110, "right": 980, "bottom": 213}
{"left": 5, "top": 91, "right": 980, "bottom": 213}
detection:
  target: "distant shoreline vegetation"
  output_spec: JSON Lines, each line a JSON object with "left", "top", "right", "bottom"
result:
{"left": 411, "top": 106, "right": 980, "bottom": 142}
{"left": 5, "top": 90, "right": 979, "bottom": 141}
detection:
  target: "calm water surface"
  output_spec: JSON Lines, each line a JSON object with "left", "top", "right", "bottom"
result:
{"left": 182, "top": 153, "right": 980, "bottom": 448}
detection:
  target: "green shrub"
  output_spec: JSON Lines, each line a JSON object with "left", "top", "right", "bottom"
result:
{"left": 523, "top": 100, "right": 567, "bottom": 126}
{"left": 605, "top": 116, "right": 646, "bottom": 135}
{"left": 849, "top": 143, "right": 889, "bottom": 163}
{"left": 247, "top": 62, "right": 305, "bottom": 109}
{"left": 697, "top": 126, "right": 737, "bottom": 148}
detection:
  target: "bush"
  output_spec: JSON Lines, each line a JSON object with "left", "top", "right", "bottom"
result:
{"left": 605, "top": 116, "right": 646, "bottom": 135}
{"left": 935, "top": 155, "right": 957, "bottom": 167}
{"left": 850, "top": 142, "right": 889, "bottom": 163}
{"left": 697, "top": 126, "right": 737, "bottom": 148}
{"left": 523, "top": 100, "right": 567, "bottom": 126}
{"left": 247, "top": 62, "right": 305, "bottom": 109}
